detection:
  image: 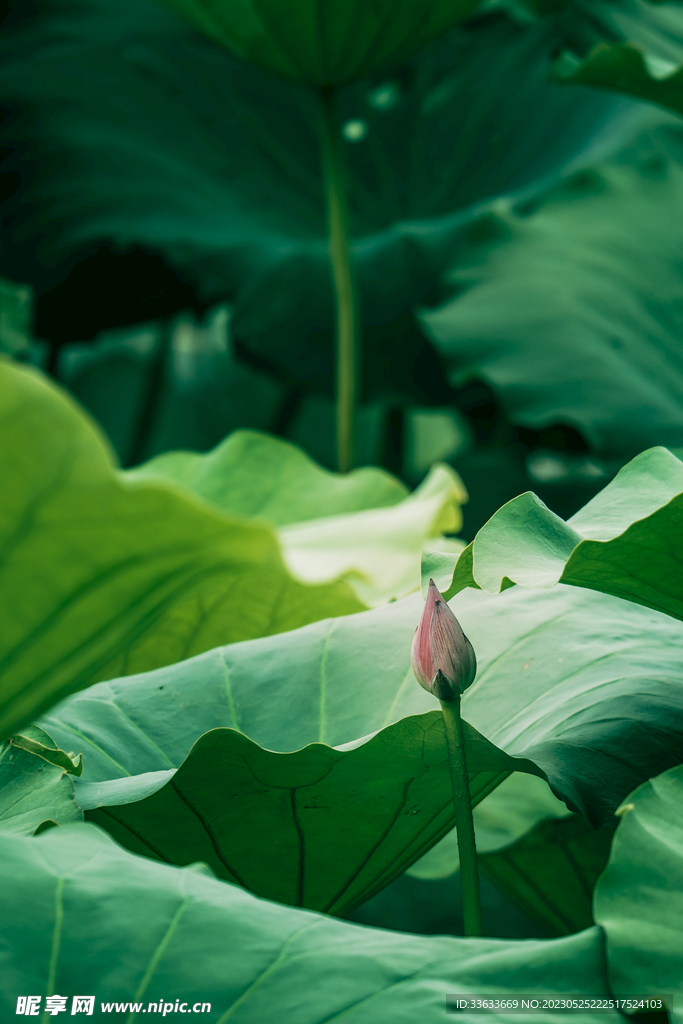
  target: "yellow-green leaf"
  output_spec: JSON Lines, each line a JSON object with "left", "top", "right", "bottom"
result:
{"left": 0, "top": 361, "right": 362, "bottom": 739}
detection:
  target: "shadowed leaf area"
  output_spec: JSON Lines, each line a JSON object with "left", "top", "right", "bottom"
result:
{"left": 553, "top": 0, "right": 683, "bottom": 117}
{"left": 0, "top": 0, "right": 637, "bottom": 390}
{"left": 154, "top": 0, "right": 483, "bottom": 86}
{"left": 479, "top": 814, "right": 616, "bottom": 937}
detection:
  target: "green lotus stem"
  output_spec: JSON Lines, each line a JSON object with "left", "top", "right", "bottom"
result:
{"left": 440, "top": 696, "right": 483, "bottom": 937}
{"left": 316, "top": 87, "right": 357, "bottom": 474}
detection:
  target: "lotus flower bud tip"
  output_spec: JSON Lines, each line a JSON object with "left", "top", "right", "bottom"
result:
{"left": 411, "top": 578, "right": 476, "bottom": 701}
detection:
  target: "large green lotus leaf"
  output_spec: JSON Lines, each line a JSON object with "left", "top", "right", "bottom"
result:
{"left": 40, "top": 599, "right": 537, "bottom": 915}
{"left": 0, "top": 360, "right": 362, "bottom": 740}
{"left": 131, "top": 431, "right": 467, "bottom": 604}
{"left": 0, "top": 824, "right": 619, "bottom": 1023}
{"left": 43, "top": 579, "right": 683, "bottom": 914}
{"left": 419, "top": 126, "right": 683, "bottom": 457}
{"left": 0, "top": 0, "right": 637, "bottom": 387}
{"left": 594, "top": 763, "right": 683, "bottom": 1020}
{"left": 156, "top": 0, "right": 481, "bottom": 86}
{"left": 39, "top": 594, "right": 437, "bottom": 775}
{"left": 479, "top": 814, "right": 616, "bottom": 938}
{"left": 434, "top": 447, "right": 683, "bottom": 622}
{"left": 78, "top": 717, "right": 538, "bottom": 915}
{"left": 407, "top": 772, "right": 571, "bottom": 880}
{"left": 0, "top": 728, "right": 82, "bottom": 836}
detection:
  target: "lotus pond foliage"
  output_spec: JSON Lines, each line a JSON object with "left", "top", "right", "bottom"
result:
{"left": 1, "top": 0, "right": 683, "bottom": 1019}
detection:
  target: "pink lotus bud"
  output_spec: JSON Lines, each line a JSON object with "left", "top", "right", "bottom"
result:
{"left": 411, "top": 579, "right": 477, "bottom": 701}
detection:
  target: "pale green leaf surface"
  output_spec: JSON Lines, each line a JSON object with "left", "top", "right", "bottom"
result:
{"left": 277, "top": 464, "right": 466, "bottom": 605}
{"left": 11, "top": 724, "right": 83, "bottom": 776}
{"left": 40, "top": 594, "right": 434, "bottom": 771}
{"left": 74, "top": 771, "right": 175, "bottom": 810}
{"left": 0, "top": 360, "right": 362, "bottom": 740}
{"left": 594, "top": 763, "right": 683, "bottom": 1020}
{"left": 0, "top": 823, "right": 619, "bottom": 1023}
{"left": 40, "top": 594, "right": 537, "bottom": 914}
{"left": 45, "top": 580, "right": 683, "bottom": 819}
{"left": 437, "top": 447, "right": 683, "bottom": 622}
{"left": 38, "top": 597, "right": 535, "bottom": 913}
{"left": 132, "top": 433, "right": 467, "bottom": 605}
{"left": 422, "top": 546, "right": 463, "bottom": 597}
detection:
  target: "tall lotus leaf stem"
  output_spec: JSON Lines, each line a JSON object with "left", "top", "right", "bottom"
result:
{"left": 317, "top": 87, "right": 357, "bottom": 473}
{"left": 441, "top": 695, "right": 483, "bottom": 936}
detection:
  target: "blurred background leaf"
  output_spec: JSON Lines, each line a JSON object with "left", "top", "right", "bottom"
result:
{"left": 0, "top": 276, "right": 32, "bottom": 357}
{"left": 550, "top": 2, "right": 683, "bottom": 144}
{"left": 4, "top": 0, "right": 683, "bottom": 538}
{"left": 556, "top": 44, "right": 683, "bottom": 115}
{"left": 55, "top": 307, "right": 285, "bottom": 466}
{"left": 420, "top": 122, "right": 683, "bottom": 459}
{"left": 153, "top": 0, "right": 484, "bottom": 86}
{"left": 0, "top": 0, "right": 638, "bottom": 346}
{"left": 0, "top": 0, "right": 654, "bottom": 513}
